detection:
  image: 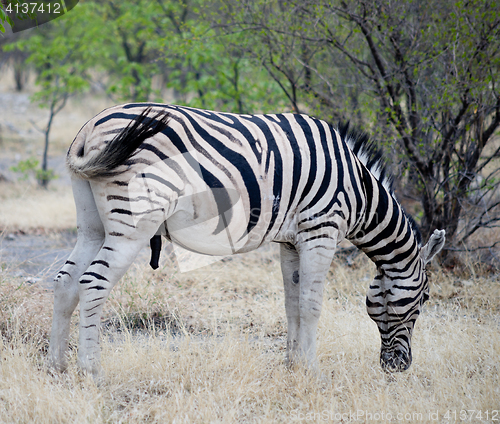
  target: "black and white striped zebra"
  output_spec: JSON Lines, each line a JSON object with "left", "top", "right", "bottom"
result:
{"left": 49, "top": 103, "right": 445, "bottom": 380}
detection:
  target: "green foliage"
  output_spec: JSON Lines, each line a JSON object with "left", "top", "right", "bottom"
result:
{"left": 0, "top": 3, "right": 11, "bottom": 33}
{"left": 10, "top": 157, "right": 58, "bottom": 184}
{"left": 2, "top": 0, "right": 285, "bottom": 111}
{"left": 89, "top": 0, "right": 164, "bottom": 102}
{"left": 7, "top": 3, "right": 98, "bottom": 100}
{"left": 35, "top": 166, "right": 57, "bottom": 186}
{"left": 161, "top": 16, "right": 287, "bottom": 113}
{"left": 2, "top": 0, "right": 290, "bottom": 111}
{"left": 9, "top": 157, "right": 40, "bottom": 181}
{"left": 0, "top": 1, "right": 19, "bottom": 33}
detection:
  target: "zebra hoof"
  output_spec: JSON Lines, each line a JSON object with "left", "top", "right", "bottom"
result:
{"left": 380, "top": 348, "right": 412, "bottom": 372}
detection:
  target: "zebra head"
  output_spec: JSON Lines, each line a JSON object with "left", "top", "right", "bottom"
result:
{"left": 367, "top": 229, "right": 446, "bottom": 372}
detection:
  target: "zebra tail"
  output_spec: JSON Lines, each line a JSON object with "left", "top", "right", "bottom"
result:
{"left": 66, "top": 106, "right": 171, "bottom": 179}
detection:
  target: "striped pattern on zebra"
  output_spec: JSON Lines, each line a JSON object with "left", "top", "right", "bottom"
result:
{"left": 49, "top": 103, "right": 445, "bottom": 380}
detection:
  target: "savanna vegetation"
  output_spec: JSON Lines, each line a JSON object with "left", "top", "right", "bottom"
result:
{"left": 0, "top": 1, "right": 499, "bottom": 422}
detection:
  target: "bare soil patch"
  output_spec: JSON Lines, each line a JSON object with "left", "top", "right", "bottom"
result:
{"left": 0, "top": 229, "right": 76, "bottom": 286}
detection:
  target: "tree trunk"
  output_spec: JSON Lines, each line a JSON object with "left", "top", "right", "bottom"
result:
{"left": 39, "top": 110, "right": 53, "bottom": 189}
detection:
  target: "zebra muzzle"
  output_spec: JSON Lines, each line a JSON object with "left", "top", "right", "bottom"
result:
{"left": 380, "top": 348, "right": 412, "bottom": 372}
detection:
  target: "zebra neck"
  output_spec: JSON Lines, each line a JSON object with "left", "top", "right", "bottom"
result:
{"left": 349, "top": 186, "right": 421, "bottom": 273}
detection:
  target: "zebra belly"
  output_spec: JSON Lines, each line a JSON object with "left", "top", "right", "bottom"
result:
{"left": 165, "top": 210, "right": 258, "bottom": 256}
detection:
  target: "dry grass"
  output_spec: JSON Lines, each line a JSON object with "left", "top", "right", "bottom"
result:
{"left": 0, "top": 182, "right": 76, "bottom": 232}
{"left": 1, "top": 245, "right": 499, "bottom": 423}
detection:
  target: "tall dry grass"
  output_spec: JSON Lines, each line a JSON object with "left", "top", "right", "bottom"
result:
{"left": 1, "top": 241, "right": 499, "bottom": 423}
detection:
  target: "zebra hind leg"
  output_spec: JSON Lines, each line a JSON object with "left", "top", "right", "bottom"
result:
{"left": 76, "top": 235, "right": 149, "bottom": 381}
{"left": 280, "top": 243, "right": 301, "bottom": 367}
{"left": 49, "top": 179, "right": 105, "bottom": 373}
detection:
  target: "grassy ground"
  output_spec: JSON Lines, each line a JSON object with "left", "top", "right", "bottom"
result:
{"left": 0, "top": 206, "right": 499, "bottom": 422}
{"left": 1, "top": 70, "right": 499, "bottom": 423}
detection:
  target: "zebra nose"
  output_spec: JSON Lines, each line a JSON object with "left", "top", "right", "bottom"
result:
{"left": 380, "top": 348, "right": 412, "bottom": 372}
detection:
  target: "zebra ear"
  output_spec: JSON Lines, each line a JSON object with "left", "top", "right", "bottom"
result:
{"left": 421, "top": 229, "right": 446, "bottom": 265}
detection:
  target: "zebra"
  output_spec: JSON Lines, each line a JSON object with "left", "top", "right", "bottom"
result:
{"left": 49, "top": 103, "right": 445, "bottom": 380}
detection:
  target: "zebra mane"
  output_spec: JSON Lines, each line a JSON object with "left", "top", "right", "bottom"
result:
{"left": 338, "top": 122, "right": 394, "bottom": 194}
{"left": 338, "top": 122, "right": 423, "bottom": 246}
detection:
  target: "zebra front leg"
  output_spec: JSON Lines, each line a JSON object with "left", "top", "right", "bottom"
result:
{"left": 280, "top": 243, "right": 301, "bottom": 367}
{"left": 77, "top": 237, "right": 145, "bottom": 380}
{"left": 50, "top": 179, "right": 105, "bottom": 372}
{"left": 296, "top": 237, "right": 337, "bottom": 369}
